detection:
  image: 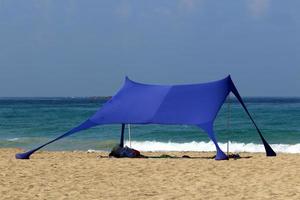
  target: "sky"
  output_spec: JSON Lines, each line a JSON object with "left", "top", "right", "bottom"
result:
{"left": 0, "top": 0, "right": 299, "bottom": 97}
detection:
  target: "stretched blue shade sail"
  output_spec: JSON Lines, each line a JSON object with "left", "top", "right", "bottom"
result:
{"left": 16, "top": 75, "right": 276, "bottom": 160}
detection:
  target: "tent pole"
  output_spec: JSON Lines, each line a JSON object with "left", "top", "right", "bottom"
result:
{"left": 227, "top": 93, "right": 231, "bottom": 156}
{"left": 120, "top": 124, "right": 125, "bottom": 148}
{"left": 128, "top": 124, "right": 131, "bottom": 148}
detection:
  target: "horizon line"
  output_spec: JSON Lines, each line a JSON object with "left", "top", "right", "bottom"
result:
{"left": 1, "top": 96, "right": 300, "bottom": 99}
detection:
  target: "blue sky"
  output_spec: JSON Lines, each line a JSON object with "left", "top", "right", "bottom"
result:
{"left": 0, "top": 0, "right": 299, "bottom": 97}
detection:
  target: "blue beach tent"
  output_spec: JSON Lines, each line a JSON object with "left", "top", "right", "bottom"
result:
{"left": 16, "top": 75, "right": 276, "bottom": 160}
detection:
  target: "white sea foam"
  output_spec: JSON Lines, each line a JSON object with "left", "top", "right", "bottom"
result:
{"left": 87, "top": 149, "right": 108, "bottom": 153}
{"left": 120, "top": 140, "right": 300, "bottom": 154}
{"left": 6, "top": 138, "right": 19, "bottom": 141}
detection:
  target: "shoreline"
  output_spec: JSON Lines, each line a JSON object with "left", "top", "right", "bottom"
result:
{"left": 7, "top": 147, "right": 300, "bottom": 158}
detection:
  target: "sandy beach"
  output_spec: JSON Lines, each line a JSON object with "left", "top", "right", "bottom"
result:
{"left": 1, "top": 148, "right": 300, "bottom": 200}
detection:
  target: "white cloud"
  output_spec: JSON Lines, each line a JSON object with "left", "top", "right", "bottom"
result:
{"left": 181, "top": 0, "right": 195, "bottom": 10}
{"left": 115, "top": 1, "right": 131, "bottom": 18}
{"left": 247, "top": 0, "right": 270, "bottom": 18}
{"left": 178, "top": 0, "right": 204, "bottom": 13}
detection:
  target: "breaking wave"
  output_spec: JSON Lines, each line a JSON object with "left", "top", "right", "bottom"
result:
{"left": 6, "top": 138, "right": 20, "bottom": 141}
{"left": 119, "top": 140, "right": 300, "bottom": 153}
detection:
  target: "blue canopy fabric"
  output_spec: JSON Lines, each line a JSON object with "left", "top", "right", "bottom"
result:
{"left": 15, "top": 75, "right": 276, "bottom": 160}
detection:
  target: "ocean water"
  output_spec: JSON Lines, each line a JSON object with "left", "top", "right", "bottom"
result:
{"left": 0, "top": 97, "right": 299, "bottom": 153}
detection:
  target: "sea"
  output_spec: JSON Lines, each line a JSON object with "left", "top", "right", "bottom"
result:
{"left": 0, "top": 97, "right": 299, "bottom": 154}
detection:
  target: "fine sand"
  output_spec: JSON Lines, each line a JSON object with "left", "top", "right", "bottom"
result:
{"left": 1, "top": 148, "right": 300, "bottom": 200}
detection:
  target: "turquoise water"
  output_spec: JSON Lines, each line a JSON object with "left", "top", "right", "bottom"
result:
{"left": 0, "top": 97, "right": 299, "bottom": 153}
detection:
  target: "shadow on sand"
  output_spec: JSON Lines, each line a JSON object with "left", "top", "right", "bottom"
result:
{"left": 98, "top": 154, "right": 253, "bottom": 160}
